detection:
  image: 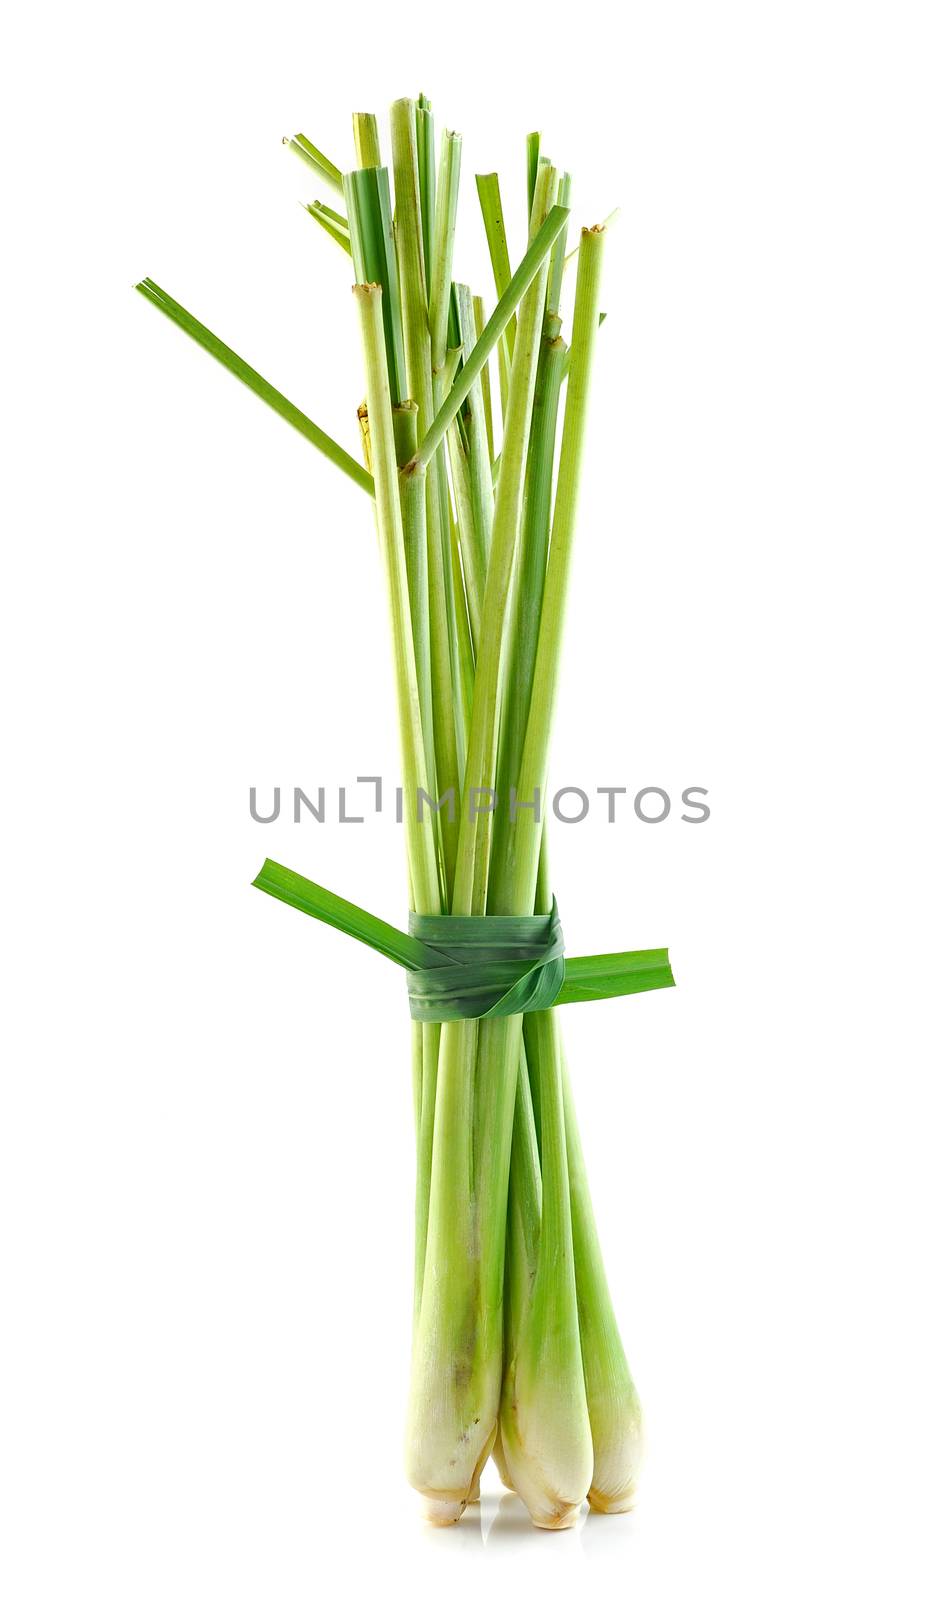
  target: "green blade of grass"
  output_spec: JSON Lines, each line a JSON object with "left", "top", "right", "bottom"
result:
{"left": 559, "top": 949, "right": 675, "bottom": 1003}
{"left": 284, "top": 132, "right": 344, "bottom": 193}
{"left": 135, "top": 278, "right": 373, "bottom": 495}
{"left": 253, "top": 858, "right": 428, "bottom": 968}
{"left": 304, "top": 200, "right": 352, "bottom": 256}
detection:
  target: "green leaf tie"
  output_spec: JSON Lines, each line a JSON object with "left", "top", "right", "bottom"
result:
{"left": 253, "top": 858, "right": 674, "bottom": 1022}
{"left": 406, "top": 904, "right": 565, "bottom": 1020}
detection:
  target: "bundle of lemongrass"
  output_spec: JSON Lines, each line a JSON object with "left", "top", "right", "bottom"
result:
{"left": 138, "top": 95, "right": 673, "bottom": 1530}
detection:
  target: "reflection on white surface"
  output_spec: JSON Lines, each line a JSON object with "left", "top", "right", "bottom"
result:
{"left": 417, "top": 1484, "right": 640, "bottom": 1557}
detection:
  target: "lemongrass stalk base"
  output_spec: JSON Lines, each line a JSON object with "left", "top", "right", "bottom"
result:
{"left": 416, "top": 1424, "right": 496, "bottom": 1524}
{"left": 583, "top": 1389, "right": 644, "bottom": 1514}
{"left": 421, "top": 1493, "right": 468, "bottom": 1527}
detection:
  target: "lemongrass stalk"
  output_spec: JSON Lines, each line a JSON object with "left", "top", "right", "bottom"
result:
{"left": 405, "top": 166, "right": 559, "bottom": 1522}
{"left": 356, "top": 402, "right": 370, "bottom": 471}
{"left": 391, "top": 97, "right": 458, "bottom": 899}
{"left": 391, "top": 99, "right": 464, "bottom": 1340}
{"left": 489, "top": 313, "right": 565, "bottom": 901}
{"left": 472, "top": 294, "right": 495, "bottom": 460}
{"left": 135, "top": 279, "right": 373, "bottom": 495}
{"left": 356, "top": 289, "right": 445, "bottom": 1340}
{"left": 446, "top": 415, "right": 484, "bottom": 648}
{"left": 413, "top": 1018, "right": 441, "bottom": 1315}
{"left": 475, "top": 174, "right": 515, "bottom": 330}
{"left": 562, "top": 1051, "right": 645, "bottom": 1512}
{"left": 283, "top": 133, "right": 344, "bottom": 193}
{"left": 509, "top": 225, "right": 606, "bottom": 907}
{"left": 352, "top": 111, "right": 380, "bottom": 168}
{"left": 499, "top": 1007, "right": 592, "bottom": 1528}
{"left": 475, "top": 172, "right": 515, "bottom": 415}
{"left": 563, "top": 206, "right": 620, "bottom": 266}
{"left": 453, "top": 285, "right": 494, "bottom": 581}
{"left": 445, "top": 289, "right": 492, "bottom": 655}
{"left": 473, "top": 225, "right": 606, "bottom": 1527}
{"left": 391, "top": 393, "right": 442, "bottom": 1316}
{"left": 453, "top": 164, "right": 559, "bottom": 915}
{"left": 526, "top": 132, "right": 542, "bottom": 219}
{"left": 352, "top": 285, "right": 440, "bottom": 915}
{"left": 547, "top": 172, "right": 572, "bottom": 315}
{"left": 432, "top": 356, "right": 465, "bottom": 888}
{"left": 413, "top": 204, "right": 570, "bottom": 471}
{"left": 429, "top": 131, "right": 462, "bottom": 374}
{"left": 491, "top": 1034, "right": 542, "bottom": 1498}
{"left": 482, "top": 293, "right": 593, "bottom": 1530}
{"left": 393, "top": 402, "right": 433, "bottom": 776}
{"left": 344, "top": 166, "right": 408, "bottom": 406}
{"left": 485, "top": 309, "right": 608, "bottom": 485}
{"left": 416, "top": 96, "right": 437, "bottom": 300}
{"left": 449, "top": 514, "right": 475, "bottom": 728}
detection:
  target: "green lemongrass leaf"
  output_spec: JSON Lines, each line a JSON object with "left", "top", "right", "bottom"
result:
{"left": 135, "top": 279, "right": 373, "bottom": 495}
{"left": 352, "top": 111, "right": 381, "bottom": 168}
{"left": 559, "top": 949, "right": 675, "bottom": 1004}
{"left": 309, "top": 197, "right": 348, "bottom": 229}
{"left": 253, "top": 858, "right": 433, "bottom": 970}
{"left": 412, "top": 203, "right": 569, "bottom": 470}
{"left": 284, "top": 133, "right": 344, "bottom": 194}
{"left": 304, "top": 200, "right": 352, "bottom": 256}
{"left": 343, "top": 166, "right": 408, "bottom": 404}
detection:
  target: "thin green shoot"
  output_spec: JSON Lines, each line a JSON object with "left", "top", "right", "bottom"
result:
{"left": 135, "top": 279, "right": 372, "bottom": 495}
{"left": 284, "top": 133, "right": 344, "bottom": 194}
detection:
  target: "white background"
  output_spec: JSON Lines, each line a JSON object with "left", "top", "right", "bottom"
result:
{"left": 2, "top": 2, "right": 951, "bottom": 1595}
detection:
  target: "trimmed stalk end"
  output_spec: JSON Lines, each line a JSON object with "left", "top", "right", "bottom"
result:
{"left": 587, "top": 1484, "right": 637, "bottom": 1515}
{"left": 421, "top": 1492, "right": 468, "bottom": 1526}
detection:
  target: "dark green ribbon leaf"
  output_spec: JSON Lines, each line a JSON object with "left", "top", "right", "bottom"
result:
{"left": 406, "top": 904, "right": 565, "bottom": 1020}
{"left": 253, "top": 858, "right": 674, "bottom": 1022}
